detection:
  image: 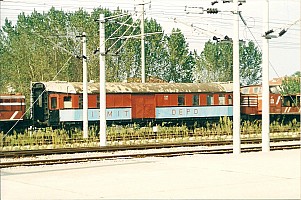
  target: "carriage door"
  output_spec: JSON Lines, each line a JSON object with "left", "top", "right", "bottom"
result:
{"left": 132, "top": 95, "right": 155, "bottom": 119}
{"left": 32, "top": 83, "right": 48, "bottom": 124}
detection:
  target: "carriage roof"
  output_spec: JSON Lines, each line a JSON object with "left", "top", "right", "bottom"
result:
{"left": 33, "top": 81, "right": 233, "bottom": 94}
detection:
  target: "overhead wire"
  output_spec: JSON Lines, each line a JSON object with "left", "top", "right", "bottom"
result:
{"left": 1, "top": 0, "right": 299, "bottom": 53}
{"left": 113, "top": 21, "right": 140, "bottom": 55}
{"left": 106, "top": 11, "right": 142, "bottom": 53}
{"left": 0, "top": 0, "right": 299, "bottom": 133}
{"left": 239, "top": 12, "right": 300, "bottom": 109}
{"left": 2, "top": 4, "right": 145, "bottom": 135}
{"left": 2, "top": 25, "right": 83, "bottom": 136}
{"left": 3, "top": 54, "right": 75, "bottom": 137}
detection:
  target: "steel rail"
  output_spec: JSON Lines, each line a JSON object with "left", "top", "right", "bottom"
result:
{"left": 1, "top": 137, "right": 299, "bottom": 159}
{"left": 1, "top": 143, "right": 300, "bottom": 168}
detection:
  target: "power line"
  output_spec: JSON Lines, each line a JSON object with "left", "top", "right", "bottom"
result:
{"left": 1, "top": 0, "right": 299, "bottom": 77}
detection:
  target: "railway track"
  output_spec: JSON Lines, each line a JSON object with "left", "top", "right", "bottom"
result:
{"left": 1, "top": 138, "right": 300, "bottom": 168}
{"left": 1, "top": 137, "right": 299, "bottom": 159}
{"left": 0, "top": 143, "right": 300, "bottom": 168}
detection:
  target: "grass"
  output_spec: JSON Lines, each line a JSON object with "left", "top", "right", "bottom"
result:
{"left": 1, "top": 117, "right": 300, "bottom": 151}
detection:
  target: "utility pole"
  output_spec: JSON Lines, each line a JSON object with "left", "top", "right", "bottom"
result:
{"left": 82, "top": 32, "right": 88, "bottom": 139}
{"left": 186, "top": 1, "right": 242, "bottom": 154}
{"left": 140, "top": 1, "right": 146, "bottom": 83}
{"left": 233, "top": 0, "right": 241, "bottom": 154}
{"left": 99, "top": 14, "right": 107, "bottom": 146}
{"left": 262, "top": 0, "right": 270, "bottom": 152}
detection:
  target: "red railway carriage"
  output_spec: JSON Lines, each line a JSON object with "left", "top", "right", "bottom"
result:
{"left": 241, "top": 85, "right": 300, "bottom": 116}
{"left": 2, "top": 81, "right": 299, "bottom": 132}
{"left": 0, "top": 94, "right": 25, "bottom": 121}
{"left": 31, "top": 81, "right": 234, "bottom": 127}
{"left": 0, "top": 94, "right": 26, "bottom": 132}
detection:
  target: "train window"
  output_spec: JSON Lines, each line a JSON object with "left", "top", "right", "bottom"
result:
{"left": 37, "top": 95, "right": 43, "bottom": 107}
{"left": 282, "top": 96, "right": 290, "bottom": 107}
{"left": 219, "top": 94, "right": 225, "bottom": 105}
{"left": 241, "top": 96, "right": 249, "bottom": 106}
{"left": 241, "top": 88, "right": 249, "bottom": 94}
{"left": 192, "top": 94, "right": 199, "bottom": 106}
{"left": 51, "top": 97, "right": 57, "bottom": 109}
{"left": 207, "top": 94, "right": 214, "bottom": 105}
{"left": 178, "top": 95, "right": 185, "bottom": 106}
{"left": 64, "top": 96, "right": 72, "bottom": 109}
{"left": 254, "top": 87, "right": 260, "bottom": 94}
{"left": 228, "top": 95, "right": 232, "bottom": 105}
{"left": 97, "top": 95, "right": 100, "bottom": 108}
{"left": 282, "top": 96, "right": 299, "bottom": 107}
{"left": 79, "top": 95, "right": 83, "bottom": 109}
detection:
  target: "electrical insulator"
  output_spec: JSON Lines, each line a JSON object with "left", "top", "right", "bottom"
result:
{"left": 206, "top": 8, "right": 218, "bottom": 14}
{"left": 278, "top": 29, "right": 287, "bottom": 37}
{"left": 265, "top": 29, "right": 274, "bottom": 36}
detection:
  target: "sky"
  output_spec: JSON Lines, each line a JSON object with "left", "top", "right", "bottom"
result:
{"left": 0, "top": 0, "right": 300, "bottom": 79}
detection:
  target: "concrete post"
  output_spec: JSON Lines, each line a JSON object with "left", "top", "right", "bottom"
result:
{"left": 99, "top": 14, "right": 107, "bottom": 146}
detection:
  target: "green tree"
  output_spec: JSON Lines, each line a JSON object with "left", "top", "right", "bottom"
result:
{"left": 281, "top": 72, "right": 301, "bottom": 95}
{"left": 194, "top": 40, "right": 231, "bottom": 83}
{"left": 0, "top": 20, "right": 16, "bottom": 93}
{"left": 292, "top": 71, "right": 300, "bottom": 77}
{"left": 195, "top": 40, "right": 262, "bottom": 85}
{"left": 0, "top": 6, "right": 197, "bottom": 101}
{"left": 144, "top": 18, "right": 169, "bottom": 80}
{"left": 240, "top": 41, "right": 262, "bottom": 85}
{"left": 163, "top": 28, "right": 195, "bottom": 83}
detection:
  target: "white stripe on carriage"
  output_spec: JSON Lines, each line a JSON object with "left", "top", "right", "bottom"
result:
{"left": 0, "top": 102, "right": 25, "bottom": 106}
{"left": 10, "top": 111, "right": 19, "bottom": 120}
{"left": 276, "top": 96, "right": 281, "bottom": 105}
{"left": 0, "top": 96, "right": 25, "bottom": 99}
